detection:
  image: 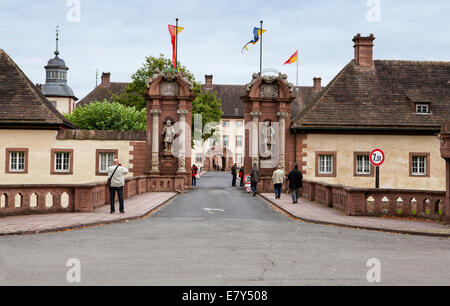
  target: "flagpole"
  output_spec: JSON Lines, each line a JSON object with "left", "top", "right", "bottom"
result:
{"left": 260, "top": 20, "right": 263, "bottom": 75}
{"left": 296, "top": 50, "right": 299, "bottom": 86}
{"left": 175, "top": 18, "right": 179, "bottom": 71}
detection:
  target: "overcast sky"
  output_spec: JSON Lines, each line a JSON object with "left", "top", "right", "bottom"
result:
{"left": 1, "top": 0, "right": 449, "bottom": 100}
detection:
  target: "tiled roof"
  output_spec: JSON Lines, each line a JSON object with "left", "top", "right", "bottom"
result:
{"left": 77, "top": 79, "right": 319, "bottom": 119}
{"left": 76, "top": 82, "right": 129, "bottom": 107}
{"left": 206, "top": 84, "right": 320, "bottom": 118}
{"left": 291, "top": 86, "right": 323, "bottom": 117}
{"left": 0, "top": 49, "right": 75, "bottom": 129}
{"left": 210, "top": 84, "right": 246, "bottom": 118}
{"left": 293, "top": 60, "right": 450, "bottom": 132}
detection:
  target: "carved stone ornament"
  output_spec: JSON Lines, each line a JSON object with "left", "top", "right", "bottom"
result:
{"left": 245, "top": 73, "right": 260, "bottom": 92}
{"left": 178, "top": 156, "right": 186, "bottom": 169}
{"left": 244, "top": 72, "right": 294, "bottom": 97}
{"left": 260, "top": 83, "right": 279, "bottom": 98}
{"left": 160, "top": 81, "right": 179, "bottom": 96}
{"left": 146, "top": 69, "right": 194, "bottom": 91}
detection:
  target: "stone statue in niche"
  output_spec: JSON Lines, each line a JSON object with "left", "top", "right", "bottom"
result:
{"left": 262, "top": 120, "right": 275, "bottom": 155}
{"left": 162, "top": 120, "right": 176, "bottom": 153}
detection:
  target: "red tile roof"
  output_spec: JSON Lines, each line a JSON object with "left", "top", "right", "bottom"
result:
{"left": 293, "top": 60, "right": 450, "bottom": 133}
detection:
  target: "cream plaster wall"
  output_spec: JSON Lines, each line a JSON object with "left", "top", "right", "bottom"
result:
{"left": 46, "top": 97, "right": 76, "bottom": 115}
{"left": 0, "top": 129, "right": 141, "bottom": 185}
{"left": 303, "top": 133, "right": 445, "bottom": 191}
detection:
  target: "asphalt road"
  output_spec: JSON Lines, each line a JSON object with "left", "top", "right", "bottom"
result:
{"left": 0, "top": 172, "right": 449, "bottom": 286}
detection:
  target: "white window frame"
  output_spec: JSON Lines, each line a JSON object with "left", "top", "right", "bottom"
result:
{"left": 99, "top": 152, "right": 115, "bottom": 174}
{"left": 356, "top": 155, "right": 371, "bottom": 175}
{"left": 9, "top": 151, "right": 25, "bottom": 172}
{"left": 196, "top": 153, "right": 202, "bottom": 163}
{"left": 223, "top": 135, "right": 229, "bottom": 147}
{"left": 416, "top": 103, "right": 430, "bottom": 114}
{"left": 236, "top": 153, "right": 243, "bottom": 164}
{"left": 236, "top": 135, "right": 243, "bottom": 147}
{"left": 318, "top": 155, "right": 333, "bottom": 175}
{"left": 54, "top": 152, "right": 71, "bottom": 173}
{"left": 412, "top": 156, "right": 427, "bottom": 176}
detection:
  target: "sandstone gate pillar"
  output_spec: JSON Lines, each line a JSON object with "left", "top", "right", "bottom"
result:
{"left": 440, "top": 121, "right": 450, "bottom": 222}
{"left": 241, "top": 73, "right": 295, "bottom": 193}
{"left": 144, "top": 70, "right": 196, "bottom": 192}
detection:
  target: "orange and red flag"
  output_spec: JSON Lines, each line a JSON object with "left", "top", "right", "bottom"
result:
{"left": 168, "top": 25, "right": 184, "bottom": 69}
{"left": 283, "top": 50, "right": 298, "bottom": 65}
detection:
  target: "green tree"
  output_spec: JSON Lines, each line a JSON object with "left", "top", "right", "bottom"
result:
{"left": 113, "top": 54, "right": 198, "bottom": 110}
{"left": 114, "top": 54, "right": 223, "bottom": 142}
{"left": 65, "top": 101, "right": 146, "bottom": 131}
{"left": 192, "top": 91, "right": 223, "bottom": 142}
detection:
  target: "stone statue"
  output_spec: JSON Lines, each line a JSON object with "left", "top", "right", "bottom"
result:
{"left": 162, "top": 120, "right": 176, "bottom": 152}
{"left": 262, "top": 121, "right": 275, "bottom": 155}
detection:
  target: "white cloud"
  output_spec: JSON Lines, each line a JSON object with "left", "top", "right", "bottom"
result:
{"left": 0, "top": 0, "right": 449, "bottom": 99}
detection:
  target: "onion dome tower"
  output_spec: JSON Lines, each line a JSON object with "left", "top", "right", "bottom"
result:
{"left": 41, "top": 26, "right": 77, "bottom": 114}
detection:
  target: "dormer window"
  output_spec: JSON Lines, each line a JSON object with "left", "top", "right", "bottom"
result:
{"left": 415, "top": 103, "right": 430, "bottom": 114}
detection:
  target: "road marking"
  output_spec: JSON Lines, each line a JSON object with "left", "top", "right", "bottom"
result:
{"left": 203, "top": 208, "right": 225, "bottom": 212}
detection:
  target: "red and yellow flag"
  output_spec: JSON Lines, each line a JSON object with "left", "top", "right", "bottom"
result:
{"left": 168, "top": 25, "right": 184, "bottom": 69}
{"left": 283, "top": 50, "right": 298, "bottom": 65}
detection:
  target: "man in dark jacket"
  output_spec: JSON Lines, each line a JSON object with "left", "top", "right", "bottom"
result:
{"left": 250, "top": 163, "right": 260, "bottom": 196}
{"left": 231, "top": 164, "right": 237, "bottom": 187}
{"left": 288, "top": 164, "right": 303, "bottom": 204}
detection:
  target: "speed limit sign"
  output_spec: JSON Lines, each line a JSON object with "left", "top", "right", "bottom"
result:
{"left": 370, "top": 149, "right": 385, "bottom": 167}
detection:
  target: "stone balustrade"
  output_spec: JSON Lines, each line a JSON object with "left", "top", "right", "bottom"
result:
{"left": 0, "top": 175, "right": 186, "bottom": 217}
{"left": 302, "top": 180, "right": 447, "bottom": 221}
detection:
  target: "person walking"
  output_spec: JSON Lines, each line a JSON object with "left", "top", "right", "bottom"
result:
{"left": 250, "top": 163, "right": 260, "bottom": 197}
{"left": 239, "top": 166, "right": 245, "bottom": 187}
{"left": 231, "top": 164, "right": 237, "bottom": 187}
{"left": 107, "top": 159, "right": 129, "bottom": 214}
{"left": 272, "top": 165, "right": 285, "bottom": 199}
{"left": 192, "top": 164, "right": 198, "bottom": 186}
{"left": 288, "top": 164, "right": 303, "bottom": 204}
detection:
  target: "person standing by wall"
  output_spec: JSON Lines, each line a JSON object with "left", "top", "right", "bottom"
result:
{"left": 192, "top": 164, "right": 198, "bottom": 187}
{"left": 288, "top": 164, "right": 303, "bottom": 204}
{"left": 108, "top": 159, "right": 129, "bottom": 214}
{"left": 231, "top": 163, "right": 237, "bottom": 187}
{"left": 272, "top": 165, "right": 285, "bottom": 199}
{"left": 239, "top": 166, "right": 245, "bottom": 187}
{"left": 250, "top": 163, "right": 260, "bottom": 197}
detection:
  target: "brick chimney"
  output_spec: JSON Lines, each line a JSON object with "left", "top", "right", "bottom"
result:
{"left": 352, "top": 33, "right": 375, "bottom": 67}
{"left": 313, "top": 77, "right": 321, "bottom": 90}
{"left": 205, "top": 74, "right": 213, "bottom": 92}
{"left": 101, "top": 72, "right": 111, "bottom": 87}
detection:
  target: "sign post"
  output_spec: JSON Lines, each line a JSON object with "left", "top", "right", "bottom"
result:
{"left": 370, "top": 149, "right": 385, "bottom": 189}
{"left": 244, "top": 175, "right": 251, "bottom": 193}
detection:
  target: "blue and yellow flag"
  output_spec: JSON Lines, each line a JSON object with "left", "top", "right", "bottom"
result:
{"left": 242, "top": 27, "right": 266, "bottom": 53}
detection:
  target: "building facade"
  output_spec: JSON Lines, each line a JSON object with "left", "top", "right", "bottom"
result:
{"left": 291, "top": 34, "right": 449, "bottom": 192}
